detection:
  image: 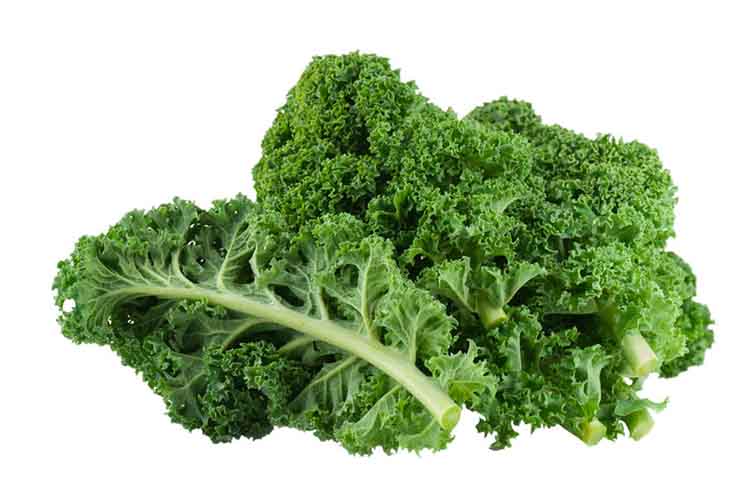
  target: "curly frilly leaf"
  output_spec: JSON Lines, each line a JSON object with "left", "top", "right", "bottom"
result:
{"left": 54, "top": 196, "right": 490, "bottom": 453}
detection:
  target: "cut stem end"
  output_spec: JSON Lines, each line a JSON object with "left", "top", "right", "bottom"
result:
{"left": 441, "top": 404, "right": 462, "bottom": 431}
{"left": 478, "top": 303, "right": 507, "bottom": 329}
{"left": 578, "top": 418, "right": 607, "bottom": 446}
{"left": 621, "top": 331, "right": 658, "bottom": 377}
{"left": 625, "top": 409, "right": 655, "bottom": 441}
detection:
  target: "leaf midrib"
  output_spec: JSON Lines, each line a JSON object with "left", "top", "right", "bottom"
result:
{"left": 113, "top": 281, "right": 459, "bottom": 430}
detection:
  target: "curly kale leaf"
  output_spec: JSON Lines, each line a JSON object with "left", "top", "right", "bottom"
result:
{"left": 468, "top": 98, "right": 712, "bottom": 380}
{"left": 254, "top": 52, "right": 533, "bottom": 272}
{"left": 471, "top": 308, "right": 614, "bottom": 448}
{"left": 54, "top": 195, "right": 493, "bottom": 453}
{"left": 467, "top": 97, "right": 677, "bottom": 251}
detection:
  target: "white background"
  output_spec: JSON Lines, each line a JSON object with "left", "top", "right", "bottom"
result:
{"left": 1, "top": 1, "right": 733, "bottom": 490}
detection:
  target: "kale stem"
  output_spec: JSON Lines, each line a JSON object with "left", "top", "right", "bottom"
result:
{"left": 625, "top": 409, "right": 655, "bottom": 440}
{"left": 621, "top": 331, "right": 658, "bottom": 377}
{"left": 576, "top": 418, "right": 607, "bottom": 446}
{"left": 477, "top": 298, "right": 507, "bottom": 329}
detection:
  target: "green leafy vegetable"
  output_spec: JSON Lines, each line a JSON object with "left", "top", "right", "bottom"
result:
{"left": 55, "top": 196, "right": 493, "bottom": 453}
{"left": 54, "top": 52, "right": 714, "bottom": 454}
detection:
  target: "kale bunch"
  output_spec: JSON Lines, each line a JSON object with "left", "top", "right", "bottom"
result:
{"left": 55, "top": 53, "right": 713, "bottom": 454}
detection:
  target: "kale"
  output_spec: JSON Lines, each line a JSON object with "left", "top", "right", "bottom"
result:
{"left": 55, "top": 53, "right": 714, "bottom": 453}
